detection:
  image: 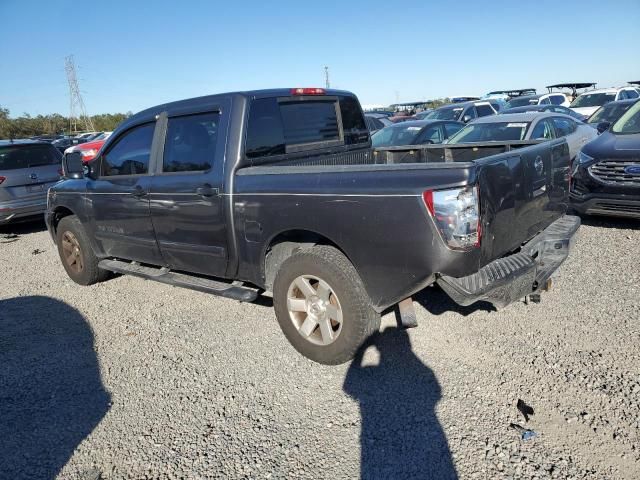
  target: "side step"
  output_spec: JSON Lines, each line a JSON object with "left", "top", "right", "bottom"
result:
{"left": 98, "top": 259, "right": 259, "bottom": 302}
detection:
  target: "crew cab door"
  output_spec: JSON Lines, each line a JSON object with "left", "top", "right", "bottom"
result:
{"left": 87, "top": 122, "right": 163, "bottom": 265}
{"left": 148, "top": 107, "right": 229, "bottom": 277}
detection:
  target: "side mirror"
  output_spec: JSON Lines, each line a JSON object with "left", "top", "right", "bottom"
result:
{"left": 462, "top": 115, "right": 472, "bottom": 123}
{"left": 596, "top": 121, "right": 610, "bottom": 134}
{"left": 63, "top": 152, "right": 84, "bottom": 179}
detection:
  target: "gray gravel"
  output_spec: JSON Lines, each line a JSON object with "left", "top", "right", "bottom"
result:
{"left": 1, "top": 216, "right": 639, "bottom": 479}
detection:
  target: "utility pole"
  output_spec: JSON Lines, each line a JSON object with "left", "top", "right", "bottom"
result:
{"left": 65, "top": 55, "right": 95, "bottom": 133}
{"left": 324, "top": 66, "right": 330, "bottom": 89}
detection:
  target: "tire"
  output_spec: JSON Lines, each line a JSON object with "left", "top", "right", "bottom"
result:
{"left": 56, "top": 215, "right": 109, "bottom": 286}
{"left": 273, "top": 245, "right": 380, "bottom": 365}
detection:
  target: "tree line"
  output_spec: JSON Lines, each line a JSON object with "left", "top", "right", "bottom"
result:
{"left": 0, "top": 106, "right": 132, "bottom": 139}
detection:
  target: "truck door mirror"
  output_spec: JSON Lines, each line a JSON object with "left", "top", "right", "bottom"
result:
{"left": 462, "top": 115, "right": 472, "bottom": 123}
{"left": 63, "top": 152, "right": 85, "bottom": 179}
{"left": 596, "top": 121, "right": 611, "bottom": 134}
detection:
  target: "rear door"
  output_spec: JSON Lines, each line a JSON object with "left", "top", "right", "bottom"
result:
{"left": 0, "top": 144, "right": 61, "bottom": 207}
{"left": 550, "top": 116, "right": 583, "bottom": 159}
{"left": 87, "top": 122, "right": 163, "bottom": 265}
{"left": 148, "top": 105, "right": 230, "bottom": 278}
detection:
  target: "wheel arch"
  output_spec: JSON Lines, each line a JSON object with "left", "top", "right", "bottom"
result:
{"left": 50, "top": 206, "right": 76, "bottom": 236}
{"left": 262, "top": 229, "right": 353, "bottom": 291}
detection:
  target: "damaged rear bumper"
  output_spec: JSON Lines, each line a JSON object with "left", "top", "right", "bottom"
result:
{"left": 437, "top": 215, "right": 580, "bottom": 308}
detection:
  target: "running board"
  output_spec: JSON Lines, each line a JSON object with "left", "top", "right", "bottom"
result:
{"left": 98, "top": 259, "right": 258, "bottom": 302}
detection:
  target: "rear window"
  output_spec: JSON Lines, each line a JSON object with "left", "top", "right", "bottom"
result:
{"left": 448, "top": 122, "right": 530, "bottom": 143}
{"left": 0, "top": 144, "right": 61, "bottom": 171}
{"left": 245, "top": 95, "right": 368, "bottom": 159}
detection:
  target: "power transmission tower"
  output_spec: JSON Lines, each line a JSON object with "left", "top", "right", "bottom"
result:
{"left": 65, "top": 55, "right": 95, "bottom": 133}
{"left": 324, "top": 66, "right": 330, "bottom": 89}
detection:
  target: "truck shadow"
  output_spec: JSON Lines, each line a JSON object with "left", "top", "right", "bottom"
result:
{"left": 414, "top": 285, "right": 495, "bottom": 317}
{"left": 0, "top": 218, "right": 47, "bottom": 236}
{"left": 0, "top": 296, "right": 110, "bottom": 479}
{"left": 578, "top": 215, "right": 639, "bottom": 230}
{"left": 343, "top": 327, "right": 458, "bottom": 480}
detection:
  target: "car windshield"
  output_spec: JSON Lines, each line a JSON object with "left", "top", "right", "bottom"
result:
{"left": 588, "top": 103, "right": 634, "bottom": 124}
{"left": 425, "top": 107, "right": 463, "bottom": 121}
{"left": 448, "top": 122, "right": 530, "bottom": 143}
{"left": 570, "top": 92, "right": 616, "bottom": 108}
{"left": 505, "top": 97, "right": 537, "bottom": 109}
{"left": 611, "top": 101, "right": 640, "bottom": 135}
{"left": 371, "top": 125, "right": 423, "bottom": 147}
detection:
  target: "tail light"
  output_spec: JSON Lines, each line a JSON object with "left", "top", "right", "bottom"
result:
{"left": 0, "top": 176, "right": 5, "bottom": 185}
{"left": 423, "top": 185, "right": 481, "bottom": 250}
{"left": 81, "top": 148, "right": 98, "bottom": 160}
{"left": 291, "top": 87, "right": 325, "bottom": 95}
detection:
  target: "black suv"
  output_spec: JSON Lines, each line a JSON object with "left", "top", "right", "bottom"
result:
{"left": 571, "top": 99, "right": 640, "bottom": 218}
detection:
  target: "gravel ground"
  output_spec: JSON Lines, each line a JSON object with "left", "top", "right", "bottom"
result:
{"left": 1, "top": 216, "right": 639, "bottom": 479}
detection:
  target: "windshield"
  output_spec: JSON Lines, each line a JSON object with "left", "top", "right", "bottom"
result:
{"left": 505, "top": 97, "right": 537, "bottom": 109}
{"left": 570, "top": 92, "right": 616, "bottom": 108}
{"left": 588, "top": 103, "right": 634, "bottom": 124}
{"left": 371, "top": 125, "right": 423, "bottom": 147}
{"left": 448, "top": 122, "right": 530, "bottom": 143}
{"left": 425, "top": 107, "right": 463, "bottom": 121}
{"left": 611, "top": 100, "right": 640, "bottom": 134}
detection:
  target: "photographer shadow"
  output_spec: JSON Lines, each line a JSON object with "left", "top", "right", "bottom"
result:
{"left": 0, "top": 296, "right": 110, "bottom": 479}
{"left": 343, "top": 327, "right": 457, "bottom": 479}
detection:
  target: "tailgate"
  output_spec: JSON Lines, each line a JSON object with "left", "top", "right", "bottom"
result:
{"left": 474, "top": 139, "right": 571, "bottom": 263}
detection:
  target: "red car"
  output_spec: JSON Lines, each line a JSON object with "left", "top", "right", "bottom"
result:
{"left": 64, "top": 132, "right": 112, "bottom": 164}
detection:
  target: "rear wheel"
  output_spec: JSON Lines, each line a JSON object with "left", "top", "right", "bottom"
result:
{"left": 273, "top": 245, "right": 380, "bottom": 365}
{"left": 56, "top": 216, "right": 109, "bottom": 285}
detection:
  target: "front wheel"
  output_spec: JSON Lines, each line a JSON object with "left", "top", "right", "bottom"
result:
{"left": 56, "top": 215, "right": 109, "bottom": 286}
{"left": 273, "top": 245, "right": 380, "bottom": 365}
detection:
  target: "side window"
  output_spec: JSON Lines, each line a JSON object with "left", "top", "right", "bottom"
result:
{"left": 101, "top": 123, "right": 154, "bottom": 176}
{"left": 372, "top": 118, "right": 385, "bottom": 130}
{"left": 530, "top": 119, "right": 555, "bottom": 140}
{"left": 618, "top": 91, "right": 628, "bottom": 100}
{"left": 417, "top": 125, "right": 442, "bottom": 144}
{"left": 463, "top": 106, "right": 477, "bottom": 120}
{"left": 475, "top": 104, "right": 495, "bottom": 117}
{"left": 626, "top": 89, "right": 639, "bottom": 99}
{"left": 245, "top": 98, "right": 286, "bottom": 159}
{"left": 550, "top": 95, "right": 564, "bottom": 105}
{"left": 540, "top": 97, "right": 552, "bottom": 105}
{"left": 339, "top": 96, "right": 369, "bottom": 145}
{"left": 552, "top": 117, "right": 576, "bottom": 137}
{"left": 163, "top": 112, "right": 220, "bottom": 173}
{"left": 444, "top": 123, "right": 463, "bottom": 137}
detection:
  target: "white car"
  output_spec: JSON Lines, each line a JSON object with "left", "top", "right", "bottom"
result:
{"left": 505, "top": 92, "right": 570, "bottom": 109}
{"left": 447, "top": 112, "right": 598, "bottom": 160}
{"left": 569, "top": 87, "right": 640, "bottom": 118}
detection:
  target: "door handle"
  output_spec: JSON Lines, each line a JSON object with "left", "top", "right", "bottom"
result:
{"left": 132, "top": 186, "right": 147, "bottom": 198}
{"left": 196, "top": 184, "right": 218, "bottom": 197}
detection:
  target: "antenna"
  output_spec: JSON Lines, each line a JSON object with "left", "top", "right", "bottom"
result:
{"left": 324, "top": 66, "right": 330, "bottom": 89}
{"left": 65, "top": 55, "right": 95, "bottom": 133}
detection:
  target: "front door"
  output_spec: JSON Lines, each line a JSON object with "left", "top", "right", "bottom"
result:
{"left": 87, "top": 122, "right": 164, "bottom": 265}
{"left": 149, "top": 109, "right": 228, "bottom": 278}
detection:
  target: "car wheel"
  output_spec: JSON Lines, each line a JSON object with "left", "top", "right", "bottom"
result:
{"left": 56, "top": 215, "right": 109, "bottom": 285}
{"left": 273, "top": 245, "right": 380, "bottom": 365}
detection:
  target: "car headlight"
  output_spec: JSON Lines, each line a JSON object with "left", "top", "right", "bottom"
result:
{"left": 577, "top": 151, "right": 594, "bottom": 164}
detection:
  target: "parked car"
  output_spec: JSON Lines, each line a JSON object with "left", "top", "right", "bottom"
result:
{"left": 64, "top": 132, "right": 112, "bottom": 163}
{"left": 448, "top": 112, "right": 597, "bottom": 159}
{"left": 48, "top": 87, "right": 579, "bottom": 365}
{"left": 364, "top": 114, "right": 392, "bottom": 134}
{"left": 52, "top": 136, "right": 86, "bottom": 154}
{"left": 0, "top": 140, "right": 62, "bottom": 224}
{"left": 569, "top": 87, "right": 640, "bottom": 118}
{"left": 502, "top": 104, "right": 587, "bottom": 122}
{"left": 505, "top": 93, "right": 570, "bottom": 109}
{"left": 424, "top": 101, "right": 497, "bottom": 123}
{"left": 570, "top": 99, "right": 640, "bottom": 218}
{"left": 371, "top": 120, "right": 464, "bottom": 147}
{"left": 586, "top": 99, "right": 637, "bottom": 133}
{"left": 413, "top": 109, "right": 434, "bottom": 120}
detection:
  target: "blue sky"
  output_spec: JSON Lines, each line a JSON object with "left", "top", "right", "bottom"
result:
{"left": 1, "top": 0, "right": 639, "bottom": 116}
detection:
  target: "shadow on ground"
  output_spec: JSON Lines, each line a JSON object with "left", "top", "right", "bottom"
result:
{"left": 578, "top": 214, "right": 639, "bottom": 230}
{"left": 0, "top": 218, "right": 47, "bottom": 237}
{"left": 0, "top": 296, "right": 110, "bottom": 479}
{"left": 414, "top": 285, "right": 494, "bottom": 317}
{"left": 344, "top": 327, "right": 458, "bottom": 480}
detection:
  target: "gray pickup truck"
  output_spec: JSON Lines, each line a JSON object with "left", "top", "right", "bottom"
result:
{"left": 47, "top": 88, "right": 579, "bottom": 364}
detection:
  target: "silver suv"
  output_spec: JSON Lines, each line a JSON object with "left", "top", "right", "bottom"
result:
{"left": 0, "top": 140, "right": 62, "bottom": 224}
